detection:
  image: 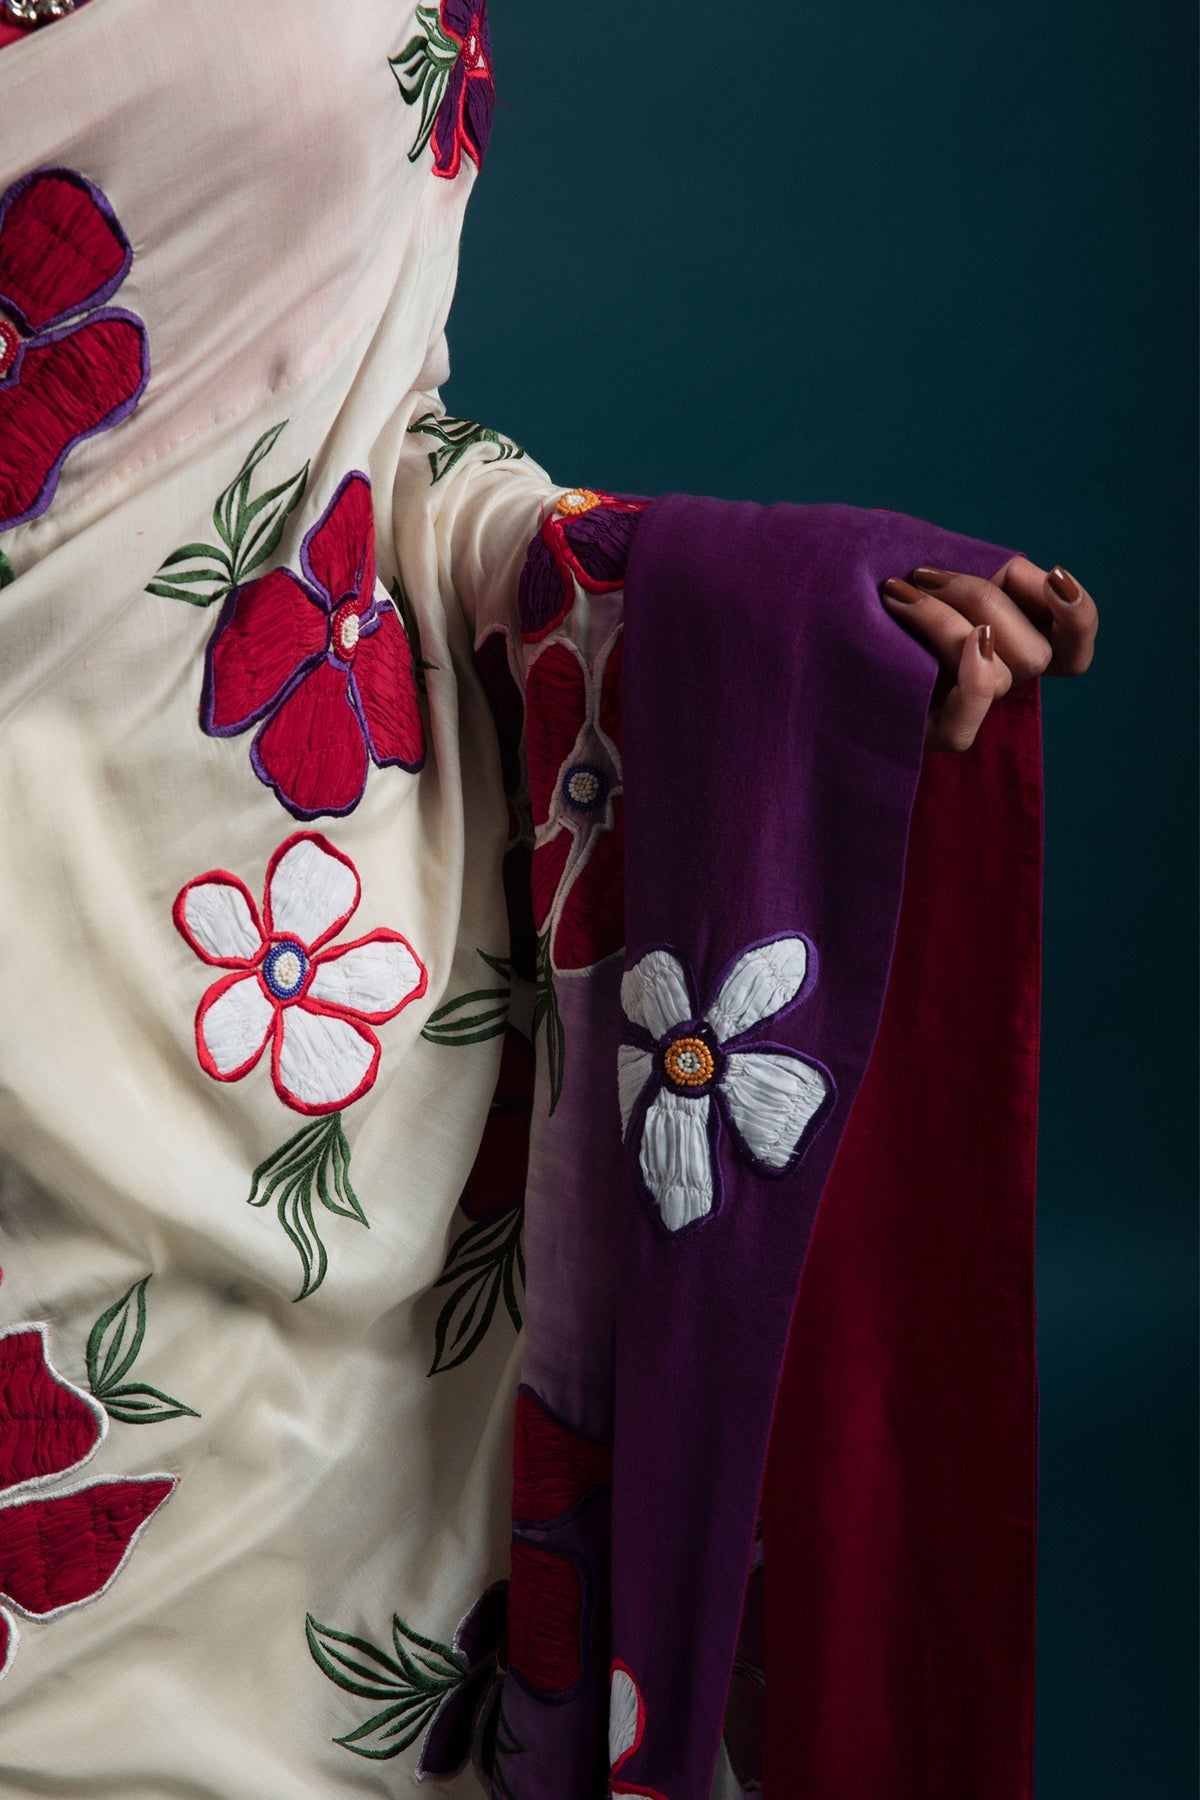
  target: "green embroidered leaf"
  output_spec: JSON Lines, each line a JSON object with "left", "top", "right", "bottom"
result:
{"left": 307, "top": 1610, "right": 467, "bottom": 1761}
{"left": 533, "top": 929, "right": 566, "bottom": 1114}
{"left": 147, "top": 421, "right": 308, "bottom": 605}
{"left": 478, "top": 951, "right": 513, "bottom": 980}
{"left": 248, "top": 1113, "right": 365, "bottom": 1302}
{"left": 0, "top": 548, "right": 14, "bottom": 588}
{"left": 388, "top": 579, "right": 438, "bottom": 695}
{"left": 489, "top": 1696, "right": 527, "bottom": 1800}
{"left": 389, "top": 5, "right": 463, "bottom": 162}
{"left": 421, "top": 987, "right": 511, "bottom": 1047}
{"left": 406, "top": 411, "right": 526, "bottom": 485}
{"left": 99, "top": 1382, "right": 201, "bottom": 1426}
{"left": 85, "top": 1275, "right": 201, "bottom": 1423}
{"left": 429, "top": 1206, "right": 524, "bottom": 1376}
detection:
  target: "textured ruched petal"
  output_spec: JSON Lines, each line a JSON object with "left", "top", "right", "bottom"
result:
{"left": 251, "top": 659, "right": 369, "bottom": 820}
{"left": 705, "top": 936, "right": 811, "bottom": 1044}
{"left": 617, "top": 1045, "right": 654, "bottom": 1138}
{"left": 620, "top": 948, "right": 694, "bottom": 1041}
{"left": 518, "top": 531, "right": 573, "bottom": 642}
{"left": 637, "top": 1088, "right": 716, "bottom": 1232}
{"left": 719, "top": 1049, "right": 829, "bottom": 1174}
{"left": 351, "top": 607, "right": 425, "bottom": 770}
{"left": 609, "top": 1662, "right": 646, "bottom": 1772}
{"left": 0, "top": 1327, "right": 105, "bottom": 1494}
{"left": 300, "top": 471, "right": 374, "bottom": 609}
{"left": 195, "top": 973, "right": 275, "bottom": 1080}
{"left": 507, "top": 1541, "right": 585, "bottom": 1698}
{"left": 0, "top": 170, "right": 131, "bottom": 333}
{"left": 306, "top": 930, "right": 427, "bottom": 1023}
{"left": 0, "top": 1475, "right": 175, "bottom": 1619}
{"left": 202, "top": 570, "right": 328, "bottom": 734}
{"left": 559, "top": 499, "right": 646, "bottom": 592}
{"left": 263, "top": 832, "right": 360, "bottom": 949}
{"left": 512, "top": 1387, "right": 613, "bottom": 1528}
{"left": 0, "top": 312, "right": 148, "bottom": 532}
{"left": 552, "top": 798, "right": 625, "bottom": 973}
{"left": 273, "top": 1005, "right": 380, "bottom": 1113}
{"left": 526, "top": 641, "right": 587, "bottom": 828}
{"left": 172, "top": 873, "right": 263, "bottom": 965}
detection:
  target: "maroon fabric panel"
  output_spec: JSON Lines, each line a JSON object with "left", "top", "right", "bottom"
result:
{"left": 763, "top": 681, "right": 1042, "bottom": 1798}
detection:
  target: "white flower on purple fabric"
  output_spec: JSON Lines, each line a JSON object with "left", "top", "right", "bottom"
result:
{"left": 618, "top": 936, "right": 833, "bottom": 1234}
{"left": 608, "top": 1660, "right": 669, "bottom": 1800}
{"left": 174, "top": 831, "right": 427, "bottom": 1116}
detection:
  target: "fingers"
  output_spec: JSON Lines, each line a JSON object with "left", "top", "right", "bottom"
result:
{"left": 881, "top": 578, "right": 1014, "bottom": 698}
{"left": 926, "top": 624, "right": 1004, "bottom": 753}
{"left": 995, "top": 557, "right": 1098, "bottom": 677}
{"left": 893, "top": 564, "right": 1053, "bottom": 682}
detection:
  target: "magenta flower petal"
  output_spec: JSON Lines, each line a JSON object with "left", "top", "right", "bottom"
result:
{"left": 300, "top": 472, "right": 375, "bottom": 609}
{"left": 251, "top": 660, "right": 370, "bottom": 821}
{"left": 0, "top": 169, "right": 131, "bottom": 333}
{"left": 351, "top": 607, "right": 425, "bottom": 770}
{"left": 203, "top": 568, "right": 329, "bottom": 735}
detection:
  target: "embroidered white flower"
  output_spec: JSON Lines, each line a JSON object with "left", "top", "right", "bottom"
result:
{"left": 618, "top": 936, "right": 831, "bottom": 1233}
{"left": 608, "top": 1659, "right": 667, "bottom": 1799}
{"left": 173, "top": 831, "right": 427, "bottom": 1115}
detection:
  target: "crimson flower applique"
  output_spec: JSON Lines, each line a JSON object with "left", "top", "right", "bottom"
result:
{"left": 526, "top": 628, "right": 624, "bottom": 975}
{"left": 518, "top": 488, "right": 647, "bottom": 643}
{"left": 391, "top": 1, "right": 495, "bottom": 181}
{"left": 201, "top": 471, "right": 425, "bottom": 820}
{"left": 174, "top": 831, "right": 428, "bottom": 1117}
{"left": 0, "top": 167, "right": 149, "bottom": 535}
{"left": 0, "top": 1320, "right": 175, "bottom": 1681}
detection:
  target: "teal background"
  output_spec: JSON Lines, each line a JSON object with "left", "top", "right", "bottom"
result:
{"left": 444, "top": 4, "right": 1198, "bottom": 1793}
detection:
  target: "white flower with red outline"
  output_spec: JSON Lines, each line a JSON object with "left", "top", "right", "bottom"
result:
{"left": 609, "top": 1660, "right": 670, "bottom": 1799}
{"left": 174, "top": 832, "right": 427, "bottom": 1116}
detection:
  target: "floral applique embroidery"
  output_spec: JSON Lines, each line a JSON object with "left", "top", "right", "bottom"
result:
{"left": 609, "top": 1662, "right": 671, "bottom": 1800}
{"left": 0, "top": 168, "right": 149, "bottom": 535}
{"left": 307, "top": 1582, "right": 520, "bottom": 1782}
{"left": 390, "top": 2, "right": 494, "bottom": 180}
{"left": 85, "top": 1275, "right": 200, "bottom": 1425}
{"left": 173, "top": 832, "right": 428, "bottom": 1297}
{"left": 618, "top": 937, "right": 834, "bottom": 1234}
{"left": 0, "top": 1311, "right": 175, "bottom": 1682}
{"left": 428, "top": 1024, "right": 532, "bottom": 1375}
{"left": 407, "top": 410, "right": 524, "bottom": 485}
{"left": 519, "top": 489, "right": 647, "bottom": 643}
{"left": 507, "top": 1386, "right": 612, "bottom": 1705}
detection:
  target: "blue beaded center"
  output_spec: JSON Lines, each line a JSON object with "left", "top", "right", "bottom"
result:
{"left": 561, "top": 761, "right": 609, "bottom": 814}
{"left": 263, "top": 938, "right": 309, "bottom": 1000}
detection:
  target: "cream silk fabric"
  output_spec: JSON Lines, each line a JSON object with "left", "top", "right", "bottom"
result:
{"left": 0, "top": 3, "right": 558, "bottom": 1791}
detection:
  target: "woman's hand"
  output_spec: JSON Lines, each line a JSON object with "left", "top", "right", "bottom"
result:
{"left": 881, "top": 558, "right": 1098, "bottom": 751}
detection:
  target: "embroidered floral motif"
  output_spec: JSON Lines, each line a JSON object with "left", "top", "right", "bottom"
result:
{"left": 0, "top": 1318, "right": 175, "bottom": 1681}
{"left": 85, "top": 1275, "right": 200, "bottom": 1425}
{"left": 421, "top": 947, "right": 512, "bottom": 1048}
{"left": 407, "top": 410, "right": 525, "bottom": 485}
{"left": 307, "top": 1582, "right": 512, "bottom": 1776}
{"left": 390, "top": 2, "right": 495, "bottom": 179}
{"left": 609, "top": 1661, "right": 671, "bottom": 1800}
{"left": 146, "top": 422, "right": 309, "bottom": 608}
{"left": 519, "top": 490, "right": 647, "bottom": 643}
{"left": 199, "top": 470, "right": 425, "bottom": 820}
{"left": 429, "top": 1025, "right": 532, "bottom": 1374}
{"left": 245, "top": 1113, "right": 363, "bottom": 1301}
{"left": 507, "top": 1387, "right": 612, "bottom": 1704}
{"left": 618, "top": 937, "right": 834, "bottom": 1234}
{"left": 0, "top": 167, "right": 149, "bottom": 534}
{"left": 527, "top": 630, "right": 624, "bottom": 979}
{"left": 174, "top": 830, "right": 428, "bottom": 1115}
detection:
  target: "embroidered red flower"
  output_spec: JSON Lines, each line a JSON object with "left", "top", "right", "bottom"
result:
{"left": 526, "top": 629, "right": 624, "bottom": 974}
{"left": 201, "top": 472, "right": 425, "bottom": 819}
{"left": 391, "top": 1, "right": 495, "bottom": 181}
{"left": 507, "top": 1386, "right": 612, "bottom": 1703}
{"left": 174, "top": 831, "right": 428, "bottom": 1116}
{"left": 0, "top": 1321, "right": 175, "bottom": 1682}
{"left": 0, "top": 167, "right": 149, "bottom": 534}
{"left": 518, "top": 488, "right": 647, "bottom": 643}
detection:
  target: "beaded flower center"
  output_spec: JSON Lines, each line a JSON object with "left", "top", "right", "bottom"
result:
{"left": 555, "top": 488, "right": 601, "bottom": 519}
{"left": 662, "top": 1036, "right": 715, "bottom": 1090}
{"left": 562, "top": 761, "right": 608, "bottom": 813}
{"left": 331, "top": 602, "right": 361, "bottom": 662}
{"left": 0, "top": 319, "right": 20, "bottom": 382}
{"left": 463, "top": 24, "right": 484, "bottom": 66}
{"left": 264, "top": 939, "right": 309, "bottom": 1000}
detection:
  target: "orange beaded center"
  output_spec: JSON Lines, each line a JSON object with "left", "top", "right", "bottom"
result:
{"left": 662, "top": 1036, "right": 715, "bottom": 1090}
{"left": 555, "top": 487, "right": 602, "bottom": 519}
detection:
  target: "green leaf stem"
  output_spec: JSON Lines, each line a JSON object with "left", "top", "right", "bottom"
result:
{"left": 421, "top": 949, "right": 512, "bottom": 1047}
{"left": 85, "top": 1275, "right": 200, "bottom": 1424}
{"left": 248, "top": 1113, "right": 365, "bottom": 1302}
{"left": 306, "top": 1610, "right": 468, "bottom": 1760}
{"left": 388, "top": 6, "right": 463, "bottom": 162}
{"left": 533, "top": 928, "right": 565, "bottom": 1114}
{"left": 428, "top": 1205, "right": 524, "bottom": 1376}
{"left": 406, "top": 411, "right": 525, "bottom": 485}
{"left": 146, "top": 421, "right": 308, "bottom": 605}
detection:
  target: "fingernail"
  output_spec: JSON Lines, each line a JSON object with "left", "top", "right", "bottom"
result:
{"left": 909, "top": 566, "right": 953, "bottom": 589}
{"left": 1047, "top": 565, "right": 1082, "bottom": 605}
{"left": 978, "top": 624, "right": 994, "bottom": 660}
{"left": 882, "top": 578, "right": 922, "bottom": 604}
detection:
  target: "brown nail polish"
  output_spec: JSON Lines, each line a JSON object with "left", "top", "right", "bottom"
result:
{"left": 978, "top": 624, "right": 995, "bottom": 660}
{"left": 882, "top": 578, "right": 922, "bottom": 604}
{"left": 909, "top": 567, "right": 953, "bottom": 589}
{"left": 1047, "top": 565, "right": 1082, "bottom": 605}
